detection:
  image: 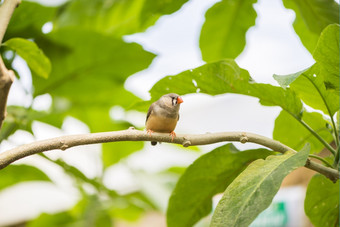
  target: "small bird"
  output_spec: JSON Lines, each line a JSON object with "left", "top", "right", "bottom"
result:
{"left": 145, "top": 93, "right": 183, "bottom": 145}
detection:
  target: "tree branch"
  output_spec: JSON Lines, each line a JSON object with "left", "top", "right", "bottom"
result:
{"left": 0, "top": 57, "right": 15, "bottom": 129}
{"left": 0, "top": 0, "right": 21, "bottom": 43}
{"left": 0, "top": 129, "right": 338, "bottom": 182}
{"left": 0, "top": 0, "right": 21, "bottom": 130}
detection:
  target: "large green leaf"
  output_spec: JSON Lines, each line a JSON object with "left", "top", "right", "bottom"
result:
{"left": 274, "top": 24, "right": 340, "bottom": 118}
{"left": 34, "top": 28, "right": 154, "bottom": 99}
{"left": 32, "top": 28, "right": 154, "bottom": 131}
{"left": 210, "top": 145, "right": 309, "bottom": 227}
{"left": 0, "top": 165, "right": 51, "bottom": 191}
{"left": 273, "top": 110, "right": 333, "bottom": 154}
{"left": 313, "top": 24, "right": 340, "bottom": 90}
{"left": 304, "top": 174, "right": 339, "bottom": 227}
{"left": 200, "top": 0, "right": 257, "bottom": 61}
{"left": 4, "top": 38, "right": 51, "bottom": 78}
{"left": 167, "top": 144, "right": 273, "bottom": 227}
{"left": 54, "top": 0, "right": 189, "bottom": 37}
{"left": 3, "top": 1, "right": 56, "bottom": 41}
{"left": 282, "top": 0, "right": 339, "bottom": 53}
{"left": 149, "top": 60, "right": 302, "bottom": 118}
{"left": 274, "top": 64, "right": 339, "bottom": 117}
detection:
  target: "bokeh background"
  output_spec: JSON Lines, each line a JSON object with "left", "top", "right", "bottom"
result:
{"left": 0, "top": 0, "right": 337, "bottom": 226}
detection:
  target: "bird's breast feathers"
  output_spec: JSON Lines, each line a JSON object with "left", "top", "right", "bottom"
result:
{"left": 145, "top": 114, "right": 178, "bottom": 133}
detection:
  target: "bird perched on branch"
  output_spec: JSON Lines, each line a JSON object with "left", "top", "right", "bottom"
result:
{"left": 146, "top": 93, "right": 183, "bottom": 145}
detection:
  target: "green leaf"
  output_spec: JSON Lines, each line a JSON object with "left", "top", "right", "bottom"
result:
{"left": 0, "top": 105, "right": 65, "bottom": 142}
{"left": 69, "top": 106, "right": 131, "bottom": 132}
{"left": 0, "top": 165, "right": 51, "bottom": 191}
{"left": 4, "top": 38, "right": 51, "bottom": 78}
{"left": 273, "top": 68, "right": 308, "bottom": 89}
{"left": 0, "top": 106, "right": 33, "bottom": 141}
{"left": 273, "top": 110, "right": 333, "bottom": 154}
{"left": 304, "top": 174, "right": 339, "bottom": 227}
{"left": 313, "top": 24, "right": 340, "bottom": 90}
{"left": 109, "top": 200, "right": 144, "bottom": 222}
{"left": 32, "top": 28, "right": 154, "bottom": 131}
{"left": 167, "top": 144, "right": 274, "bottom": 227}
{"left": 274, "top": 64, "right": 339, "bottom": 117}
{"left": 150, "top": 59, "right": 302, "bottom": 118}
{"left": 34, "top": 28, "right": 154, "bottom": 99}
{"left": 4, "top": 1, "right": 56, "bottom": 41}
{"left": 51, "top": 158, "right": 120, "bottom": 198}
{"left": 200, "top": 0, "right": 257, "bottom": 61}
{"left": 210, "top": 145, "right": 310, "bottom": 227}
{"left": 73, "top": 196, "right": 112, "bottom": 227}
{"left": 54, "top": 0, "right": 189, "bottom": 37}
{"left": 29, "top": 195, "right": 112, "bottom": 227}
{"left": 282, "top": 0, "right": 339, "bottom": 53}
{"left": 102, "top": 141, "right": 144, "bottom": 167}
{"left": 292, "top": 65, "right": 339, "bottom": 117}
{"left": 28, "top": 212, "right": 75, "bottom": 227}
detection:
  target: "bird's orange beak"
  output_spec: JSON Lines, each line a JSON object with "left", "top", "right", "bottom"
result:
{"left": 177, "top": 96, "right": 183, "bottom": 104}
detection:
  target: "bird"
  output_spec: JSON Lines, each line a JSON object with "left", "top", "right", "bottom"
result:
{"left": 145, "top": 93, "right": 183, "bottom": 145}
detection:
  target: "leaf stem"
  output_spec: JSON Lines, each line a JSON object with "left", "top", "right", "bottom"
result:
{"left": 333, "top": 146, "right": 340, "bottom": 168}
{"left": 295, "top": 117, "right": 336, "bottom": 156}
{"left": 308, "top": 154, "right": 333, "bottom": 168}
{"left": 303, "top": 74, "right": 339, "bottom": 147}
{"left": 38, "top": 153, "right": 116, "bottom": 196}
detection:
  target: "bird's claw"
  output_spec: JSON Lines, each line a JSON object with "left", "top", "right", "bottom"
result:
{"left": 147, "top": 129, "right": 154, "bottom": 136}
{"left": 170, "top": 131, "right": 176, "bottom": 142}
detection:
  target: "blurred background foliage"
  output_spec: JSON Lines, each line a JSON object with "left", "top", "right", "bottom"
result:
{"left": 0, "top": 0, "right": 339, "bottom": 226}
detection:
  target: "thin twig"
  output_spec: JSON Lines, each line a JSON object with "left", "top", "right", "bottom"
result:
{"left": 296, "top": 118, "right": 336, "bottom": 155}
{"left": 0, "top": 129, "right": 338, "bottom": 182}
{"left": 309, "top": 154, "right": 333, "bottom": 168}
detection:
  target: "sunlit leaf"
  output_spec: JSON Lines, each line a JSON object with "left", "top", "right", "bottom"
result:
{"left": 210, "top": 145, "right": 309, "bottom": 227}
{"left": 150, "top": 60, "right": 302, "bottom": 118}
{"left": 33, "top": 28, "right": 154, "bottom": 99}
{"left": 200, "top": 0, "right": 257, "bottom": 61}
{"left": 313, "top": 24, "right": 340, "bottom": 89}
{"left": 55, "top": 0, "right": 189, "bottom": 37}
{"left": 27, "top": 212, "right": 75, "bottom": 227}
{"left": 109, "top": 201, "right": 144, "bottom": 222}
{"left": 4, "top": 38, "right": 51, "bottom": 78}
{"left": 305, "top": 174, "right": 339, "bottom": 227}
{"left": 167, "top": 144, "right": 274, "bottom": 227}
{"left": 274, "top": 64, "right": 339, "bottom": 117}
{"left": 32, "top": 28, "right": 154, "bottom": 131}
{"left": 282, "top": 0, "right": 339, "bottom": 53}
{"left": 4, "top": 1, "right": 56, "bottom": 41}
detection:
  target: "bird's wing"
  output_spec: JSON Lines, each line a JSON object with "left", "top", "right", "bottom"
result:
{"left": 146, "top": 102, "right": 156, "bottom": 123}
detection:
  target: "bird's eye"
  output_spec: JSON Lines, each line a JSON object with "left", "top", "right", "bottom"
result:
{"left": 172, "top": 97, "right": 177, "bottom": 106}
